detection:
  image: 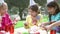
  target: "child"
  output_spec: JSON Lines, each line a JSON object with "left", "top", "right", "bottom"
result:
{"left": 24, "top": 5, "right": 43, "bottom": 29}
{"left": 40, "top": 1, "right": 60, "bottom": 34}
{"left": 0, "top": 2, "right": 14, "bottom": 34}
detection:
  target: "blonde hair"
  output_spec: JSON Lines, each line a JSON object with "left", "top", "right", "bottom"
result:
{"left": 0, "top": 2, "right": 8, "bottom": 10}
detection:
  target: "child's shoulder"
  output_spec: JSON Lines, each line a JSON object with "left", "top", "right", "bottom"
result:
{"left": 5, "top": 13, "right": 9, "bottom": 16}
{"left": 4, "top": 13, "right": 10, "bottom": 18}
{"left": 26, "top": 15, "right": 31, "bottom": 18}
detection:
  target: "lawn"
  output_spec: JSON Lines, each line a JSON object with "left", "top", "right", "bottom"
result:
{"left": 14, "top": 21, "right": 24, "bottom": 28}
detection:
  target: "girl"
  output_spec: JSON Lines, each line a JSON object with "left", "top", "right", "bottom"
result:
{"left": 40, "top": 1, "right": 60, "bottom": 34}
{"left": 0, "top": 2, "right": 14, "bottom": 34}
{"left": 24, "top": 5, "right": 43, "bottom": 29}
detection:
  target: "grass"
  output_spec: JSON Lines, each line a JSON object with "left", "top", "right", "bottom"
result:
{"left": 42, "top": 15, "right": 49, "bottom": 22}
{"left": 14, "top": 21, "right": 24, "bottom": 28}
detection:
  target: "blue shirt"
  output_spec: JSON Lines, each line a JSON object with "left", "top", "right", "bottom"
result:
{"left": 51, "top": 12, "right": 60, "bottom": 32}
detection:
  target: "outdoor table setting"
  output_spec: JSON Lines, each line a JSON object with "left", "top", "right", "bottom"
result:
{"left": 14, "top": 25, "right": 50, "bottom": 34}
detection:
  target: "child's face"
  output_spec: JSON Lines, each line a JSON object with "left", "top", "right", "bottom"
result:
{"left": 0, "top": 3, "right": 8, "bottom": 15}
{"left": 0, "top": 8, "right": 7, "bottom": 15}
{"left": 28, "top": 9, "right": 38, "bottom": 17}
{"left": 47, "top": 7, "right": 55, "bottom": 14}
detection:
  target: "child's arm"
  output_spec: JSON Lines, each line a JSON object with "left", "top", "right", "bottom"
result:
{"left": 40, "top": 21, "right": 56, "bottom": 30}
{"left": 40, "top": 21, "right": 55, "bottom": 26}
{"left": 24, "top": 15, "right": 30, "bottom": 29}
{"left": 49, "top": 20, "right": 60, "bottom": 28}
{"left": 43, "top": 21, "right": 60, "bottom": 30}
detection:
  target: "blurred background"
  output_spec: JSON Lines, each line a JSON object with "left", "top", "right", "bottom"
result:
{"left": 4, "top": 0, "right": 60, "bottom": 20}
{"left": 2, "top": 0, "right": 60, "bottom": 34}
{"left": 4, "top": 0, "right": 60, "bottom": 28}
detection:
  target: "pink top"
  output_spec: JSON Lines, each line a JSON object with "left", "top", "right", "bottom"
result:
{"left": 1, "top": 13, "right": 12, "bottom": 28}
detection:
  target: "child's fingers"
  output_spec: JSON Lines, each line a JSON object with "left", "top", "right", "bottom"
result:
{"left": 24, "top": 23, "right": 28, "bottom": 26}
{"left": 39, "top": 24, "right": 44, "bottom": 27}
{"left": 40, "top": 25, "right": 47, "bottom": 30}
{"left": 40, "top": 23, "right": 46, "bottom": 27}
{"left": 14, "top": 23, "right": 17, "bottom": 25}
{"left": 43, "top": 26, "right": 47, "bottom": 30}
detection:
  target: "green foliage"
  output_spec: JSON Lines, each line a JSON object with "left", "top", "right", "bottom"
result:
{"left": 34, "top": 0, "right": 47, "bottom": 6}
{"left": 5, "top": 0, "right": 47, "bottom": 20}
{"left": 10, "top": 7, "right": 19, "bottom": 15}
{"left": 5, "top": 0, "right": 29, "bottom": 8}
{"left": 15, "top": 21, "right": 24, "bottom": 28}
{"left": 5, "top": 0, "right": 29, "bottom": 20}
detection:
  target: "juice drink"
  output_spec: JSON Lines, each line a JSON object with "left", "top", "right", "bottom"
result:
{"left": 50, "top": 30, "right": 56, "bottom": 34}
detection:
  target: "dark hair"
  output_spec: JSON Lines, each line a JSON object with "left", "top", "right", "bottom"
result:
{"left": 29, "top": 5, "right": 38, "bottom": 12}
{"left": 47, "top": 1, "right": 60, "bottom": 21}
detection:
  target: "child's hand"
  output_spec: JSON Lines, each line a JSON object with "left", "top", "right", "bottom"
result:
{"left": 12, "top": 20, "right": 18, "bottom": 25}
{"left": 45, "top": 25, "right": 52, "bottom": 31}
{"left": 24, "top": 22, "right": 29, "bottom": 29}
{"left": 40, "top": 23, "right": 52, "bottom": 30}
{"left": 13, "top": 22, "right": 17, "bottom": 25}
{"left": 40, "top": 25, "right": 46, "bottom": 30}
{"left": 40, "top": 23, "right": 46, "bottom": 27}
{"left": 24, "top": 23, "right": 28, "bottom": 26}
{"left": 40, "top": 23, "right": 47, "bottom": 30}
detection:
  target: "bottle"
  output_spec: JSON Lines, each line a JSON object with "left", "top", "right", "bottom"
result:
{"left": 50, "top": 30, "right": 56, "bottom": 34}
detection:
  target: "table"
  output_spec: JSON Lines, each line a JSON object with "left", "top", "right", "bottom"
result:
{"left": 14, "top": 27, "right": 50, "bottom": 34}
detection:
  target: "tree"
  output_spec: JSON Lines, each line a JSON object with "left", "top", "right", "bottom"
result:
{"left": 5, "top": 0, "right": 29, "bottom": 20}
{"left": 34, "top": 0, "right": 47, "bottom": 6}
{"left": 5, "top": 0, "right": 47, "bottom": 20}
{"left": 57, "top": 0, "right": 60, "bottom": 5}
